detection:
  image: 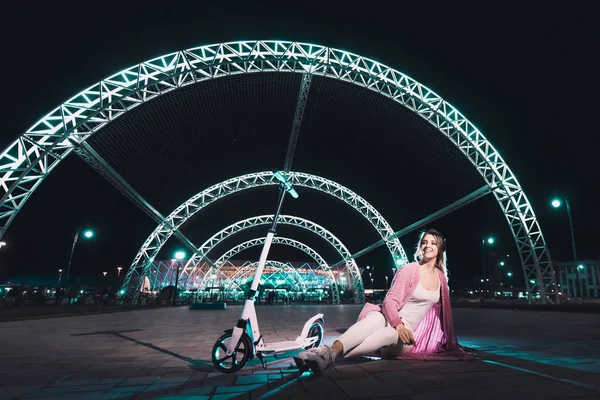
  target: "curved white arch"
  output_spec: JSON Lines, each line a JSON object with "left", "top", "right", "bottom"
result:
{"left": 2, "top": 40, "right": 555, "bottom": 302}
{"left": 216, "top": 236, "right": 328, "bottom": 267}
{"left": 212, "top": 236, "right": 339, "bottom": 303}
{"left": 181, "top": 261, "right": 308, "bottom": 297}
{"left": 123, "top": 171, "right": 406, "bottom": 293}
{"left": 173, "top": 214, "right": 361, "bottom": 301}
{"left": 240, "top": 261, "right": 307, "bottom": 293}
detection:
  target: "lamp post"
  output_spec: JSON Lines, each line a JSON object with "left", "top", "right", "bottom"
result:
{"left": 57, "top": 269, "right": 63, "bottom": 289}
{"left": 173, "top": 251, "right": 185, "bottom": 306}
{"left": 551, "top": 196, "right": 577, "bottom": 261}
{"left": 64, "top": 228, "right": 94, "bottom": 298}
{"left": 481, "top": 236, "right": 495, "bottom": 294}
{"left": 366, "top": 265, "right": 375, "bottom": 289}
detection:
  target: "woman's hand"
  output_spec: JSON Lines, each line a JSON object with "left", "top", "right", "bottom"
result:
{"left": 395, "top": 324, "right": 415, "bottom": 345}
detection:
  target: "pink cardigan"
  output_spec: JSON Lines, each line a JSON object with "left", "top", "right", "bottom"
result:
{"left": 357, "top": 262, "right": 475, "bottom": 360}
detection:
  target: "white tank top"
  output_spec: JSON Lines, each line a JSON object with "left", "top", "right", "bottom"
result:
{"left": 397, "top": 280, "right": 440, "bottom": 332}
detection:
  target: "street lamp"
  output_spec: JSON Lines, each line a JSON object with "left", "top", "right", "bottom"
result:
{"left": 0, "top": 241, "right": 6, "bottom": 250}
{"left": 57, "top": 269, "right": 63, "bottom": 289}
{"left": 64, "top": 228, "right": 95, "bottom": 297}
{"left": 366, "top": 265, "right": 375, "bottom": 288}
{"left": 117, "top": 266, "right": 122, "bottom": 276}
{"left": 551, "top": 196, "right": 577, "bottom": 261}
{"left": 173, "top": 251, "right": 185, "bottom": 306}
{"left": 481, "top": 235, "right": 495, "bottom": 293}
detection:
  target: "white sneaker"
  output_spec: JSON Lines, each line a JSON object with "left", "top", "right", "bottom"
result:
{"left": 293, "top": 346, "right": 325, "bottom": 370}
{"left": 305, "top": 345, "right": 336, "bottom": 374}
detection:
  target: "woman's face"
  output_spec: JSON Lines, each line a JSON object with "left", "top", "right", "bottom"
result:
{"left": 420, "top": 234, "right": 439, "bottom": 262}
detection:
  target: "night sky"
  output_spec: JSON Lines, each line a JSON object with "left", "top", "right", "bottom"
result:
{"left": 0, "top": 2, "right": 597, "bottom": 290}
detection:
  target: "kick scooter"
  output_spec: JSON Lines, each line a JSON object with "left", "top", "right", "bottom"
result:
{"left": 211, "top": 171, "right": 324, "bottom": 373}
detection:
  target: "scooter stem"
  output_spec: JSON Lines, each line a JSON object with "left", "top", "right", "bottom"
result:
{"left": 249, "top": 230, "right": 275, "bottom": 292}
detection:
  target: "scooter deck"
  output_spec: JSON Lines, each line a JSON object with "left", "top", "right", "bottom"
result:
{"left": 257, "top": 340, "right": 303, "bottom": 353}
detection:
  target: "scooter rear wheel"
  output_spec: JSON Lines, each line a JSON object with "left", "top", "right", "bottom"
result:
{"left": 212, "top": 332, "right": 252, "bottom": 373}
{"left": 304, "top": 322, "right": 323, "bottom": 350}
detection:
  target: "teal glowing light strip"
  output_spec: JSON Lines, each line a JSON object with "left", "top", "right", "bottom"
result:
{"left": 482, "top": 359, "right": 600, "bottom": 392}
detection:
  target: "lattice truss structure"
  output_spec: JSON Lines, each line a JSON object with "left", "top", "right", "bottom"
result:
{"left": 122, "top": 173, "right": 405, "bottom": 303}
{"left": 168, "top": 213, "right": 361, "bottom": 304}
{"left": 210, "top": 236, "right": 340, "bottom": 303}
{"left": 144, "top": 259, "right": 347, "bottom": 304}
{"left": 0, "top": 40, "right": 557, "bottom": 303}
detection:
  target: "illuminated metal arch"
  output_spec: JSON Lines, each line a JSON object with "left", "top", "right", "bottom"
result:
{"left": 236, "top": 261, "right": 307, "bottom": 293}
{"left": 180, "top": 261, "right": 308, "bottom": 300}
{"left": 1, "top": 40, "right": 555, "bottom": 302}
{"left": 216, "top": 236, "right": 329, "bottom": 267}
{"left": 121, "top": 169, "right": 397, "bottom": 301}
{"left": 213, "top": 236, "right": 339, "bottom": 303}
{"left": 175, "top": 214, "right": 360, "bottom": 302}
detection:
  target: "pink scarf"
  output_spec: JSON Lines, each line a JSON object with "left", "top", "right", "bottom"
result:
{"left": 357, "top": 262, "right": 475, "bottom": 360}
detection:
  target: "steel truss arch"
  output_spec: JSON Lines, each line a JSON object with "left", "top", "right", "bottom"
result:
{"left": 176, "top": 214, "right": 360, "bottom": 302}
{"left": 2, "top": 40, "right": 555, "bottom": 302}
{"left": 121, "top": 170, "right": 398, "bottom": 302}
{"left": 193, "top": 260, "right": 308, "bottom": 295}
{"left": 236, "top": 261, "right": 306, "bottom": 293}
{"left": 213, "top": 236, "right": 339, "bottom": 303}
{"left": 216, "top": 236, "right": 329, "bottom": 267}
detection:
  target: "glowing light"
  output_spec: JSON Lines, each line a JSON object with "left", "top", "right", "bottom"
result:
{"left": 487, "top": 237, "right": 495, "bottom": 245}
{"left": 175, "top": 251, "right": 186, "bottom": 260}
{"left": 551, "top": 198, "right": 561, "bottom": 208}
{"left": 84, "top": 230, "right": 94, "bottom": 238}
{"left": 577, "top": 264, "right": 584, "bottom": 270}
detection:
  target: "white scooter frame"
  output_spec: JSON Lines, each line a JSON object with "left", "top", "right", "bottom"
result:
{"left": 211, "top": 175, "right": 325, "bottom": 373}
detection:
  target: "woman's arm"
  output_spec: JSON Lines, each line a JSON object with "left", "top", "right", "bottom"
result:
{"left": 380, "top": 266, "right": 409, "bottom": 327}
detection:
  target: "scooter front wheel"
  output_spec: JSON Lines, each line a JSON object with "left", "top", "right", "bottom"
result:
{"left": 212, "top": 332, "right": 252, "bottom": 373}
{"left": 303, "top": 322, "right": 323, "bottom": 350}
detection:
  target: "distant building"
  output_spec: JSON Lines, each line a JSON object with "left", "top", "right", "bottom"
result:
{"left": 554, "top": 261, "right": 600, "bottom": 298}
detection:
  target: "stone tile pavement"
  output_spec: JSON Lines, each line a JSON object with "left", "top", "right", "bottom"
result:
{"left": 0, "top": 304, "right": 599, "bottom": 399}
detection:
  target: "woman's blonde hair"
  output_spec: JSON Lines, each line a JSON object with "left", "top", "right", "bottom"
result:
{"left": 414, "top": 228, "right": 448, "bottom": 281}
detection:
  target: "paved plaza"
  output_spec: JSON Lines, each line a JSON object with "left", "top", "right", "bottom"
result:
{"left": 1, "top": 304, "right": 599, "bottom": 399}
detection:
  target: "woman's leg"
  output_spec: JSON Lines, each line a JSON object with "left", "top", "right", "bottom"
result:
{"left": 296, "top": 311, "right": 388, "bottom": 361}
{"left": 302, "top": 311, "right": 400, "bottom": 373}
{"left": 379, "top": 342, "right": 414, "bottom": 358}
{"left": 333, "top": 311, "right": 387, "bottom": 355}
{"left": 343, "top": 325, "right": 399, "bottom": 358}
{"left": 335, "top": 311, "right": 398, "bottom": 358}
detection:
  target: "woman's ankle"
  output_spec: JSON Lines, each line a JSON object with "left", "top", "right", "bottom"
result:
{"left": 331, "top": 340, "right": 344, "bottom": 357}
